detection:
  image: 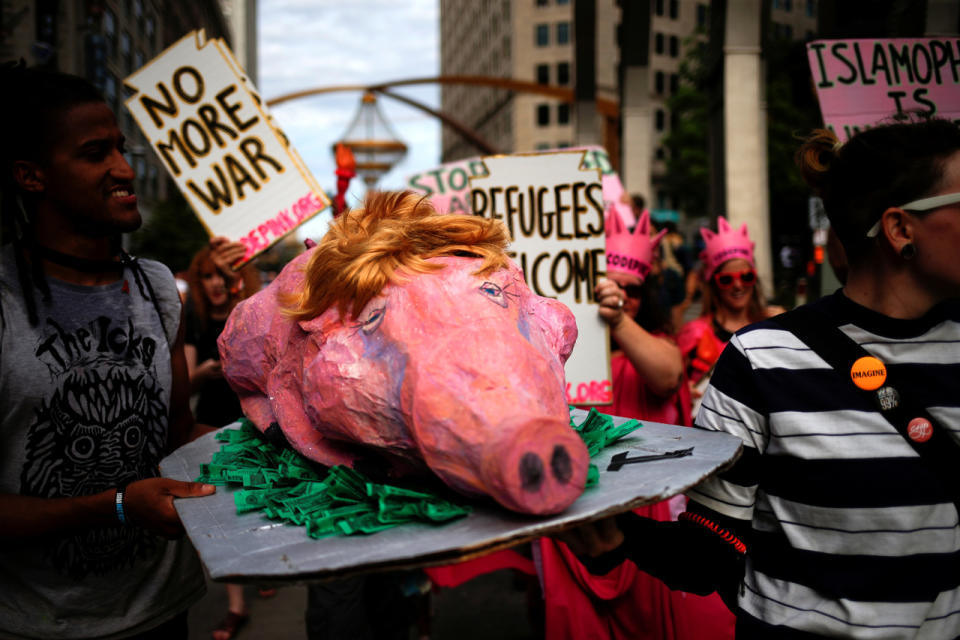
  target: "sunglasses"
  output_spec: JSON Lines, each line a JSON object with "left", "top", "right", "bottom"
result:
{"left": 713, "top": 269, "right": 757, "bottom": 289}
{"left": 866, "top": 191, "right": 960, "bottom": 237}
{"left": 623, "top": 284, "right": 644, "bottom": 299}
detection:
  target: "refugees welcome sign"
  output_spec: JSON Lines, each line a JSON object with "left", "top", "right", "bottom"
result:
{"left": 407, "top": 146, "right": 636, "bottom": 230}
{"left": 124, "top": 31, "right": 330, "bottom": 265}
{"left": 469, "top": 151, "right": 611, "bottom": 406}
{"left": 807, "top": 37, "right": 960, "bottom": 141}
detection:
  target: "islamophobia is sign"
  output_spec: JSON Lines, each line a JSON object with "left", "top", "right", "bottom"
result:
{"left": 807, "top": 37, "right": 960, "bottom": 142}
{"left": 467, "top": 150, "right": 612, "bottom": 406}
{"left": 124, "top": 30, "right": 330, "bottom": 265}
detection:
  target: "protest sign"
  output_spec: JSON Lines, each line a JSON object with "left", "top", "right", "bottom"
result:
{"left": 406, "top": 157, "right": 490, "bottom": 214}
{"left": 406, "top": 146, "right": 636, "bottom": 229}
{"left": 468, "top": 150, "right": 611, "bottom": 405}
{"left": 124, "top": 30, "right": 331, "bottom": 265}
{"left": 807, "top": 37, "right": 960, "bottom": 142}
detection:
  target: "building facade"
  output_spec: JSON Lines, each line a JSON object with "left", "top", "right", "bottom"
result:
{"left": 439, "top": 0, "right": 707, "bottom": 205}
{"left": 439, "top": 0, "right": 816, "bottom": 210}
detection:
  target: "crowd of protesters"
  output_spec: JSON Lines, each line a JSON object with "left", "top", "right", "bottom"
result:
{"left": 3, "top": 60, "right": 960, "bottom": 640}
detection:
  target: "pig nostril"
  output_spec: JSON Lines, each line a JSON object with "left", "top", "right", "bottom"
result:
{"left": 519, "top": 452, "right": 544, "bottom": 492}
{"left": 551, "top": 445, "right": 572, "bottom": 483}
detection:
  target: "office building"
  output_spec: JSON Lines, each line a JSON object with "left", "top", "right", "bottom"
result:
{"left": 439, "top": 0, "right": 816, "bottom": 209}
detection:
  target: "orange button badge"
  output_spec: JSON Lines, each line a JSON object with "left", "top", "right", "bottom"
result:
{"left": 850, "top": 356, "right": 887, "bottom": 391}
{"left": 907, "top": 417, "right": 933, "bottom": 443}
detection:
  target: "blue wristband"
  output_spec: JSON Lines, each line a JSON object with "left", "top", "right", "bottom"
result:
{"left": 115, "top": 485, "right": 128, "bottom": 525}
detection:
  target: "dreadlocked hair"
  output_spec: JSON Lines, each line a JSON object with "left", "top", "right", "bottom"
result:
{"left": 0, "top": 60, "right": 106, "bottom": 325}
{"left": 286, "top": 190, "right": 511, "bottom": 321}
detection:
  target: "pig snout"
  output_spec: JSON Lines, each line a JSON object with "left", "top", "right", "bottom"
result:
{"left": 404, "top": 358, "right": 589, "bottom": 514}
{"left": 481, "top": 416, "right": 589, "bottom": 515}
{"left": 405, "top": 332, "right": 589, "bottom": 515}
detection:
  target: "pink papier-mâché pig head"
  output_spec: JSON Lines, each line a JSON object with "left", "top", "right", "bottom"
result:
{"left": 219, "top": 191, "right": 587, "bottom": 515}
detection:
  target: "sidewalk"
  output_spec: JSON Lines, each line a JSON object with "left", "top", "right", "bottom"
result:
{"left": 188, "top": 568, "right": 538, "bottom": 640}
{"left": 189, "top": 579, "right": 307, "bottom": 639}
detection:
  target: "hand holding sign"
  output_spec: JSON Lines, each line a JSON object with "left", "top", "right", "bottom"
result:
{"left": 124, "top": 31, "right": 331, "bottom": 265}
{"left": 209, "top": 236, "right": 247, "bottom": 274}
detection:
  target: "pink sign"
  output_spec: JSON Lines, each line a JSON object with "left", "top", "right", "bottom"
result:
{"left": 807, "top": 38, "right": 960, "bottom": 142}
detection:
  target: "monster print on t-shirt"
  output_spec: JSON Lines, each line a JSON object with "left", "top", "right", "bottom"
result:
{"left": 19, "top": 315, "right": 168, "bottom": 579}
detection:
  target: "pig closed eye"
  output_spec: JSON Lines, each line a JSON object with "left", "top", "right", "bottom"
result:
{"left": 358, "top": 306, "right": 386, "bottom": 334}
{"left": 479, "top": 282, "right": 507, "bottom": 308}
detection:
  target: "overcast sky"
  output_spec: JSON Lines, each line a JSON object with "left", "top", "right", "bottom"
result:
{"left": 257, "top": 0, "right": 441, "bottom": 237}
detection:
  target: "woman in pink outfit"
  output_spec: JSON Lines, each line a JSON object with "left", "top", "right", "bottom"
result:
{"left": 677, "top": 218, "right": 782, "bottom": 406}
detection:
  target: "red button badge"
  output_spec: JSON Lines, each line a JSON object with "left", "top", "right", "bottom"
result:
{"left": 907, "top": 418, "right": 933, "bottom": 443}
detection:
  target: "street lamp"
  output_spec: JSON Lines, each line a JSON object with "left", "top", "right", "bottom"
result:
{"left": 332, "top": 91, "right": 408, "bottom": 188}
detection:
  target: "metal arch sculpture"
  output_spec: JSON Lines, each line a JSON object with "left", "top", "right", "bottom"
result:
{"left": 265, "top": 75, "right": 620, "bottom": 157}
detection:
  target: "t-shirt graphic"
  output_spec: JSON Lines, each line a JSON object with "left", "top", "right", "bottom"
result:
{"left": 19, "top": 315, "right": 168, "bottom": 579}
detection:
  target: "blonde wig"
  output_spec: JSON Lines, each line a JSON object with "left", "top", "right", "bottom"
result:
{"left": 288, "top": 190, "right": 511, "bottom": 321}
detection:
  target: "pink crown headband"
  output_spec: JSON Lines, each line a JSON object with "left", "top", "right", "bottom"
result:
{"left": 700, "top": 216, "right": 755, "bottom": 280}
{"left": 605, "top": 208, "right": 667, "bottom": 281}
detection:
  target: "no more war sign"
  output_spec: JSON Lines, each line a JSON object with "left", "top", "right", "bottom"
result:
{"left": 124, "top": 31, "right": 330, "bottom": 265}
{"left": 469, "top": 151, "right": 611, "bottom": 406}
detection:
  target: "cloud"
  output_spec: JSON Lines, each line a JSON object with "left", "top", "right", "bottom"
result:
{"left": 258, "top": 0, "right": 442, "bottom": 236}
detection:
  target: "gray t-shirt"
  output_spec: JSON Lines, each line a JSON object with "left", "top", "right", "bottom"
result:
{"left": 0, "top": 245, "right": 205, "bottom": 639}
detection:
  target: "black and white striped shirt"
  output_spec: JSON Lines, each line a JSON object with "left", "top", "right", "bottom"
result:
{"left": 691, "top": 292, "right": 960, "bottom": 638}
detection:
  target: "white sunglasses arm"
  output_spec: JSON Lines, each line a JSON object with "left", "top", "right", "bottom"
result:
{"left": 866, "top": 192, "right": 960, "bottom": 237}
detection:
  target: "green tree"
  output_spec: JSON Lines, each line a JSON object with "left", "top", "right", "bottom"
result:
{"left": 764, "top": 37, "right": 825, "bottom": 303}
{"left": 662, "top": 37, "right": 713, "bottom": 220}
{"left": 663, "top": 35, "right": 822, "bottom": 219}
{"left": 764, "top": 37, "right": 823, "bottom": 223}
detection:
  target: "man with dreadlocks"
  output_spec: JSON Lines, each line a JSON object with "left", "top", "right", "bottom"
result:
{"left": 0, "top": 62, "right": 215, "bottom": 639}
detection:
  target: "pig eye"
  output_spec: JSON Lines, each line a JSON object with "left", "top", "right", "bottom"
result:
{"left": 358, "top": 305, "right": 386, "bottom": 334}
{"left": 479, "top": 281, "right": 507, "bottom": 308}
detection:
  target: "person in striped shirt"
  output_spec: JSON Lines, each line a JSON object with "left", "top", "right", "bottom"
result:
{"left": 561, "top": 118, "right": 960, "bottom": 638}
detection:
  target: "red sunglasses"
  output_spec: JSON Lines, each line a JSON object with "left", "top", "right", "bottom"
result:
{"left": 713, "top": 269, "right": 757, "bottom": 289}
